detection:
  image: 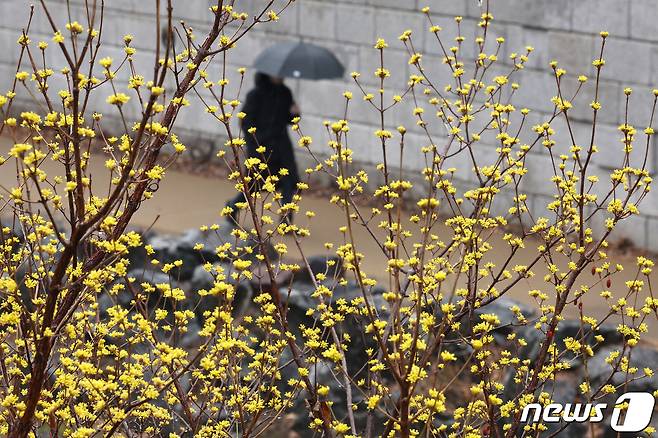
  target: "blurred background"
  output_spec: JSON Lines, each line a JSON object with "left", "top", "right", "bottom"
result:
{"left": 1, "top": 0, "right": 658, "bottom": 252}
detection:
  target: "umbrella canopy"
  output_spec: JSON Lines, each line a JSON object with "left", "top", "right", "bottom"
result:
{"left": 253, "top": 41, "right": 345, "bottom": 80}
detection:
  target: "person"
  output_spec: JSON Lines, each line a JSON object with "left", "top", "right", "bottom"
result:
{"left": 225, "top": 72, "right": 300, "bottom": 225}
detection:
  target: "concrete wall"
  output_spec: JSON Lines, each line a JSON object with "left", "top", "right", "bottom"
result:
{"left": 2, "top": 0, "right": 658, "bottom": 250}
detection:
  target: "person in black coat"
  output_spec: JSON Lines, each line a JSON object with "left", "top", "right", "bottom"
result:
{"left": 226, "top": 72, "right": 300, "bottom": 224}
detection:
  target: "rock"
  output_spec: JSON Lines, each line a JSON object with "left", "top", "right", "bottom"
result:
{"left": 0, "top": 217, "right": 24, "bottom": 243}
{"left": 292, "top": 255, "right": 344, "bottom": 284}
{"left": 441, "top": 297, "right": 537, "bottom": 346}
{"left": 516, "top": 321, "right": 623, "bottom": 366}
{"left": 146, "top": 227, "right": 280, "bottom": 281}
{"left": 474, "top": 297, "right": 537, "bottom": 329}
{"left": 248, "top": 263, "right": 294, "bottom": 293}
{"left": 189, "top": 263, "right": 216, "bottom": 292}
{"left": 131, "top": 268, "right": 172, "bottom": 287}
{"left": 588, "top": 346, "right": 658, "bottom": 437}
{"left": 147, "top": 233, "right": 199, "bottom": 280}
{"left": 334, "top": 281, "right": 385, "bottom": 301}
{"left": 176, "top": 228, "right": 226, "bottom": 263}
{"left": 189, "top": 263, "right": 254, "bottom": 324}
{"left": 96, "top": 269, "right": 168, "bottom": 318}
{"left": 588, "top": 345, "right": 658, "bottom": 393}
{"left": 284, "top": 280, "right": 388, "bottom": 378}
{"left": 501, "top": 320, "right": 627, "bottom": 434}
{"left": 126, "top": 268, "right": 182, "bottom": 314}
{"left": 179, "top": 319, "right": 203, "bottom": 349}
{"left": 555, "top": 320, "right": 622, "bottom": 346}
{"left": 286, "top": 282, "right": 317, "bottom": 313}
{"left": 284, "top": 279, "right": 385, "bottom": 322}
{"left": 96, "top": 284, "right": 134, "bottom": 317}
{"left": 524, "top": 372, "right": 587, "bottom": 437}
{"left": 178, "top": 227, "right": 279, "bottom": 264}
{"left": 475, "top": 298, "right": 537, "bottom": 345}
{"left": 125, "top": 228, "right": 156, "bottom": 271}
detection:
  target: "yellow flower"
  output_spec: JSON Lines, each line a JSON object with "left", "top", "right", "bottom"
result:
{"left": 53, "top": 31, "right": 65, "bottom": 43}
{"left": 66, "top": 21, "right": 84, "bottom": 34}
{"left": 151, "top": 86, "right": 165, "bottom": 96}
{"left": 106, "top": 93, "right": 130, "bottom": 105}
{"left": 146, "top": 165, "right": 165, "bottom": 180}
{"left": 374, "top": 38, "right": 388, "bottom": 49}
{"left": 99, "top": 57, "right": 113, "bottom": 68}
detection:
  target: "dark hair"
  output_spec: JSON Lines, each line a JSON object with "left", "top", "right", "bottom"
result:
{"left": 255, "top": 72, "right": 272, "bottom": 88}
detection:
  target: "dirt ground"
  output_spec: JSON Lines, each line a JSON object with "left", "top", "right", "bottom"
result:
{"left": 1, "top": 135, "right": 657, "bottom": 332}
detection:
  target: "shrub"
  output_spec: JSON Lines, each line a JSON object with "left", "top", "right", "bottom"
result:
{"left": 0, "top": 1, "right": 656, "bottom": 437}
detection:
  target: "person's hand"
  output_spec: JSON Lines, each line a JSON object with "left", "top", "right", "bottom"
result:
{"left": 291, "top": 103, "right": 300, "bottom": 116}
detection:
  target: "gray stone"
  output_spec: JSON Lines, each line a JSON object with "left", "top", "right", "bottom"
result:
{"left": 572, "top": 0, "right": 630, "bottom": 37}
{"left": 548, "top": 32, "right": 596, "bottom": 76}
{"left": 601, "top": 38, "right": 652, "bottom": 86}
{"left": 475, "top": 297, "right": 536, "bottom": 329}
{"left": 190, "top": 263, "right": 254, "bottom": 323}
{"left": 335, "top": 4, "right": 375, "bottom": 45}
{"left": 630, "top": 0, "right": 658, "bottom": 42}
{"left": 566, "top": 78, "right": 621, "bottom": 125}
{"left": 429, "top": 0, "right": 467, "bottom": 18}
{"left": 517, "top": 321, "right": 623, "bottom": 365}
{"left": 345, "top": 122, "right": 381, "bottom": 165}
{"left": 514, "top": 70, "right": 558, "bottom": 114}
{"left": 468, "top": 0, "right": 573, "bottom": 31}
{"left": 146, "top": 233, "right": 198, "bottom": 280}
{"left": 299, "top": 1, "right": 336, "bottom": 40}
{"left": 293, "top": 255, "right": 344, "bottom": 284}
{"left": 263, "top": 1, "right": 299, "bottom": 36}
{"left": 319, "top": 40, "right": 360, "bottom": 80}
{"left": 358, "top": 45, "right": 409, "bottom": 89}
{"left": 423, "top": 16, "right": 478, "bottom": 61}
{"left": 521, "top": 152, "right": 561, "bottom": 197}
{"left": 535, "top": 373, "right": 586, "bottom": 437}
{"left": 189, "top": 263, "right": 217, "bottom": 292}
{"left": 504, "top": 25, "right": 550, "bottom": 70}
{"left": 229, "top": 33, "right": 273, "bottom": 67}
{"left": 125, "top": 228, "right": 156, "bottom": 271}
{"left": 590, "top": 121, "right": 634, "bottom": 169}
{"left": 374, "top": 8, "right": 426, "bottom": 52}
{"left": 123, "top": 268, "right": 183, "bottom": 316}
{"left": 298, "top": 79, "right": 350, "bottom": 120}
{"left": 473, "top": 297, "right": 538, "bottom": 345}
{"left": 647, "top": 214, "right": 658, "bottom": 250}
{"left": 285, "top": 283, "right": 317, "bottom": 315}
{"left": 369, "top": 0, "right": 417, "bottom": 11}
{"left": 624, "top": 85, "right": 658, "bottom": 129}
{"left": 589, "top": 345, "right": 658, "bottom": 392}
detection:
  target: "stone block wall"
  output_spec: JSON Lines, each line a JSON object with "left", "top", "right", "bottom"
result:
{"left": 2, "top": 0, "right": 658, "bottom": 250}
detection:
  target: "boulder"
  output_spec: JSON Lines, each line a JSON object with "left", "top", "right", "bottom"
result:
{"left": 284, "top": 279, "right": 388, "bottom": 377}
{"left": 516, "top": 321, "right": 623, "bottom": 366}
{"left": 189, "top": 263, "right": 254, "bottom": 323}
{"left": 124, "top": 228, "right": 156, "bottom": 271}
{"left": 178, "top": 227, "right": 279, "bottom": 264}
{"left": 473, "top": 297, "right": 537, "bottom": 344}
{"left": 588, "top": 345, "right": 658, "bottom": 393}
{"left": 147, "top": 233, "right": 199, "bottom": 280}
{"left": 586, "top": 345, "right": 658, "bottom": 437}
{"left": 292, "top": 255, "right": 344, "bottom": 284}
{"left": 474, "top": 297, "right": 537, "bottom": 328}
{"left": 146, "top": 227, "right": 279, "bottom": 281}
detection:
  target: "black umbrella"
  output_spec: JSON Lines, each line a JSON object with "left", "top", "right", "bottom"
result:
{"left": 253, "top": 41, "right": 345, "bottom": 80}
